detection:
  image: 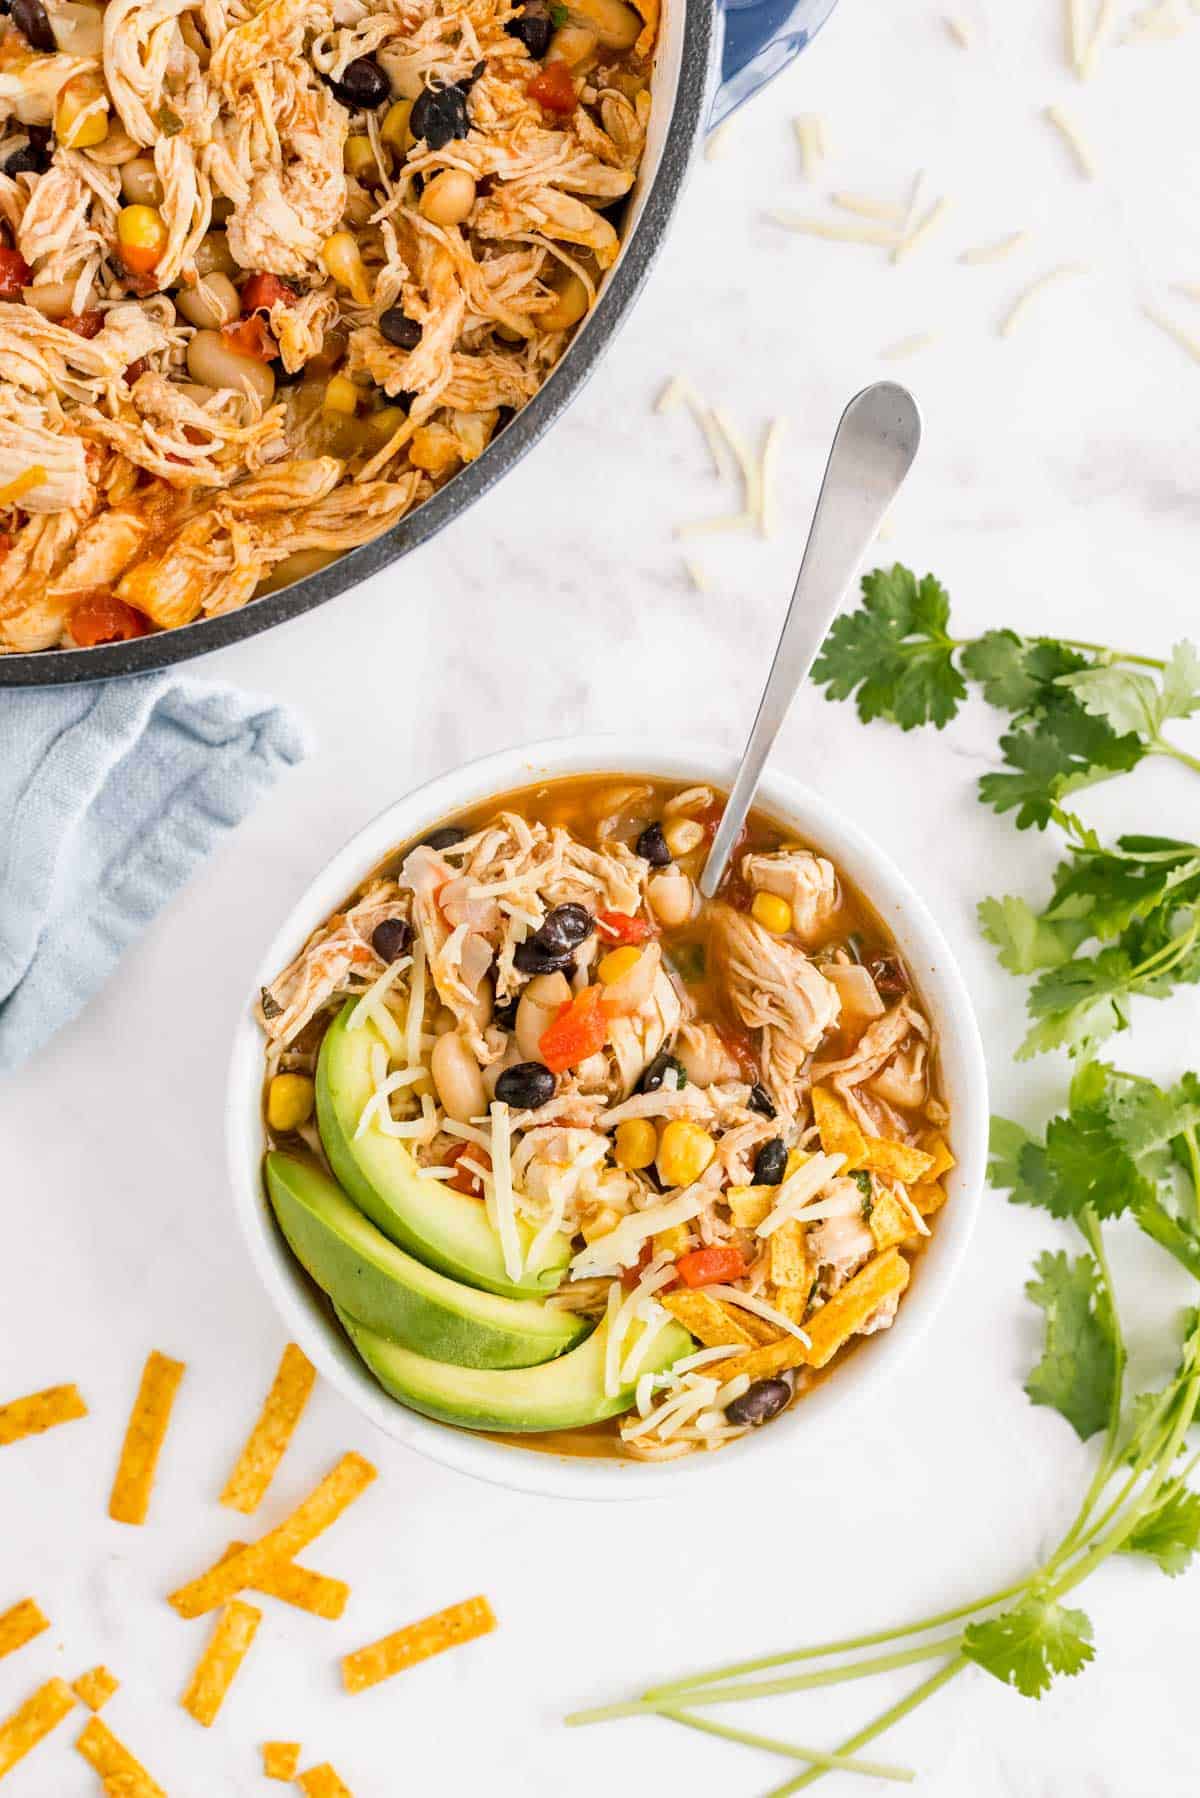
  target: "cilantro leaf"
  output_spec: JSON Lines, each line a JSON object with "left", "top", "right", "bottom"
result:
{"left": 1120, "top": 1487, "right": 1200, "bottom": 1578}
{"left": 1022, "top": 1250, "right": 1119, "bottom": 1438}
{"left": 1160, "top": 640, "right": 1200, "bottom": 723}
{"left": 987, "top": 1116, "right": 1034, "bottom": 1189}
{"left": 979, "top": 703, "right": 1146, "bottom": 832}
{"left": 1018, "top": 949, "right": 1139, "bottom": 1058}
{"left": 963, "top": 1598, "right": 1095, "bottom": 1697}
{"left": 811, "top": 565, "right": 966, "bottom": 730}
{"left": 978, "top": 895, "right": 1089, "bottom": 974}
{"left": 962, "top": 631, "right": 1090, "bottom": 714}
{"left": 1044, "top": 836, "right": 1200, "bottom": 941}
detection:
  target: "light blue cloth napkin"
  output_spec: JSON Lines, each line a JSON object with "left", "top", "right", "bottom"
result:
{"left": 0, "top": 676, "right": 308, "bottom": 1074}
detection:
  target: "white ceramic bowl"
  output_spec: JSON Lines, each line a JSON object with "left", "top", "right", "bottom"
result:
{"left": 227, "top": 735, "right": 988, "bottom": 1500}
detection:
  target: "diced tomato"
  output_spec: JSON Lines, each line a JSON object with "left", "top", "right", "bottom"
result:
{"left": 697, "top": 800, "right": 749, "bottom": 873}
{"left": 538, "top": 982, "right": 609, "bottom": 1074}
{"left": 68, "top": 594, "right": 150, "bottom": 648}
{"left": 123, "top": 357, "right": 148, "bottom": 385}
{"left": 240, "top": 272, "right": 297, "bottom": 316}
{"left": 221, "top": 314, "right": 277, "bottom": 361}
{"left": 717, "top": 1022, "right": 759, "bottom": 1083}
{"left": 595, "top": 909, "right": 655, "bottom": 945}
{"left": 0, "top": 533, "right": 13, "bottom": 557}
{"left": 675, "top": 1244, "right": 747, "bottom": 1289}
{"left": 0, "top": 247, "right": 31, "bottom": 299}
{"left": 527, "top": 57, "right": 576, "bottom": 113}
{"left": 61, "top": 311, "right": 104, "bottom": 339}
{"left": 447, "top": 1143, "right": 491, "bottom": 1198}
{"left": 621, "top": 1240, "right": 666, "bottom": 1289}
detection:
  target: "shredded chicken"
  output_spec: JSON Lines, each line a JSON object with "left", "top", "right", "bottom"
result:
{"left": 709, "top": 903, "right": 841, "bottom": 1121}
{"left": 742, "top": 849, "right": 840, "bottom": 945}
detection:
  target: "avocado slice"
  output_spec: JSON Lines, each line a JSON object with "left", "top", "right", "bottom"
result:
{"left": 337, "top": 1306, "right": 694, "bottom": 1433}
{"left": 265, "top": 1153, "right": 587, "bottom": 1371}
{"left": 316, "top": 1003, "right": 571, "bottom": 1299}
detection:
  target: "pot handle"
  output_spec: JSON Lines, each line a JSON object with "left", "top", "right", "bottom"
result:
{"left": 710, "top": 0, "right": 839, "bottom": 131}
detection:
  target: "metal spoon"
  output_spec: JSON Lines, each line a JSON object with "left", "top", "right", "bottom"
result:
{"left": 699, "top": 382, "right": 923, "bottom": 898}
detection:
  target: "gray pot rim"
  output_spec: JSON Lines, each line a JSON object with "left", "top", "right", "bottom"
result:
{"left": 1, "top": 0, "right": 714, "bottom": 688}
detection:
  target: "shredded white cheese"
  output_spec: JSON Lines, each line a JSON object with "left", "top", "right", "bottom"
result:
{"left": 792, "top": 113, "right": 827, "bottom": 176}
{"left": 769, "top": 212, "right": 901, "bottom": 250}
{"left": 758, "top": 418, "right": 785, "bottom": 538}
{"left": 879, "top": 331, "right": 938, "bottom": 360}
{"left": 486, "top": 1100, "right": 523, "bottom": 1283}
{"left": 1066, "top": 0, "right": 1084, "bottom": 69}
{"left": 960, "top": 229, "right": 1030, "bottom": 264}
{"left": 892, "top": 195, "right": 951, "bottom": 264}
{"left": 1045, "top": 104, "right": 1095, "bottom": 177}
{"left": 831, "top": 191, "right": 908, "bottom": 222}
{"left": 683, "top": 558, "right": 710, "bottom": 592}
{"left": 606, "top": 1258, "right": 677, "bottom": 1396}
{"left": 570, "top": 1184, "right": 708, "bottom": 1276}
{"left": 1079, "top": 0, "right": 1118, "bottom": 76}
{"left": 346, "top": 955, "right": 410, "bottom": 1059}
{"left": 757, "top": 1151, "right": 847, "bottom": 1236}
{"left": 674, "top": 511, "right": 756, "bottom": 540}
{"left": 891, "top": 1183, "right": 933, "bottom": 1238}
{"left": 1000, "top": 263, "right": 1087, "bottom": 336}
{"left": 944, "top": 12, "right": 971, "bottom": 46}
{"left": 1143, "top": 304, "right": 1200, "bottom": 365}
{"left": 404, "top": 935, "right": 427, "bottom": 1069}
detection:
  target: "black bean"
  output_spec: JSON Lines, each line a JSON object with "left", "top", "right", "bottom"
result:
{"left": 753, "top": 1138, "right": 788, "bottom": 1186}
{"left": 422, "top": 825, "right": 466, "bottom": 851}
{"left": 378, "top": 307, "right": 422, "bottom": 350}
{"left": 494, "top": 993, "right": 519, "bottom": 1028}
{"left": 513, "top": 939, "right": 575, "bottom": 976}
{"left": 725, "top": 1377, "right": 792, "bottom": 1428}
{"left": 638, "top": 1051, "right": 688, "bottom": 1095}
{"left": 11, "top": 0, "right": 53, "bottom": 50}
{"left": 328, "top": 55, "right": 390, "bottom": 109}
{"left": 371, "top": 917, "right": 412, "bottom": 963}
{"left": 3, "top": 142, "right": 48, "bottom": 177}
{"left": 530, "top": 903, "right": 593, "bottom": 957}
{"left": 747, "top": 1083, "right": 776, "bottom": 1118}
{"left": 504, "top": 2, "right": 552, "bottom": 57}
{"left": 495, "top": 1061, "right": 556, "bottom": 1109}
{"left": 635, "top": 821, "right": 672, "bottom": 867}
{"left": 867, "top": 954, "right": 909, "bottom": 996}
{"left": 410, "top": 82, "right": 470, "bottom": 151}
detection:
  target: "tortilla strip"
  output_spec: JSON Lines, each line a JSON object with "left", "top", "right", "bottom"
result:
{"left": 343, "top": 1596, "right": 497, "bottom": 1694}
{"left": 220, "top": 1343, "right": 316, "bottom": 1515}
{"left": 859, "top": 1138, "right": 936, "bottom": 1184}
{"left": 811, "top": 1086, "right": 867, "bottom": 1166}
{"left": 169, "top": 1452, "right": 376, "bottom": 1619}
{"left": 181, "top": 1599, "right": 262, "bottom": 1726}
{"left": 221, "top": 1541, "right": 349, "bottom": 1620}
{"left": 660, "top": 1290, "right": 754, "bottom": 1349}
{"left": 72, "top": 1666, "right": 119, "bottom": 1712}
{"left": 0, "top": 1677, "right": 75, "bottom": 1778}
{"left": 262, "top": 1740, "right": 302, "bottom": 1780}
{"left": 75, "top": 1715, "right": 165, "bottom": 1797}
{"left": 297, "top": 1765, "right": 354, "bottom": 1797}
{"left": 0, "top": 1599, "right": 49, "bottom": 1661}
{"left": 108, "top": 1352, "right": 186, "bottom": 1526}
{"left": 0, "top": 1384, "right": 87, "bottom": 1447}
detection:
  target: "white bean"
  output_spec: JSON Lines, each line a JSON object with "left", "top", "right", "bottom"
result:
{"left": 430, "top": 1030, "right": 487, "bottom": 1123}
{"left": 567, "top": 0, "right": 640, "bottom": 47}
{"left": 648, "top": 870, "right": 694, "bottom": 928}
{"left": 418, "top": 168, "right": 477, "bottom": 228}
{"left": 22, "top": 281, "right": 84, "bottom": 320}
{"left": 541, "top": 273, "right": 589, "bottom": 333}
{"left": 186, "top": 330, "right": 275, "bottom": 406}
{"left": 516, "top": 971, "right": 571, "bottom": 1060}
{"left": 120, "top": 156, "right": 163, "bottom": 206}
{"left": 175, "top": 272, "right": 239, "bottom": 329}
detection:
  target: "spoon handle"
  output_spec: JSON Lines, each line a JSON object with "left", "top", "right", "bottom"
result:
{"left": 699, "top": 382, "right": 923, "bottom": 898}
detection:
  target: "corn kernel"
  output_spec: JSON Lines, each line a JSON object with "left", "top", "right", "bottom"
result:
{"left": 321, "top": 231, "right": 372, "bottom": 306}
{"left": 116, "top": 203, "right": 167, "bottom": 274}
{"left": 657, "top": 1118, "right": 716, "bottom": 1188}
{"left": 663, "top": 818, "right": 704, "bottom": 858}
{"left": 55, "top": 73, "right": 109, "bottom": 149}
{"left": 751, "top": 891, "right": 793, "bottom": 935}
{"left": 365, "top": 405, "right": 408, "bottom": 447}
{"left": 267, "top": 1073, "right": 314, "bottom": 1132}
{"left": 598, "top": 945, "right": 641, "bottom": 986}
{"left": 614, "top": 1117, "right": 657, "bottom": 1171}
{"left": 323, "top": 373, "right": 359, "bottom": 414}
{"left": 381, "top": 99, "right": 414, "bottom": 152}
{"left": 343, "top": 135, "right": 380, "bottom": 183}
{"left": 785, "top": 1148, "right": 808, "bottom": 1180}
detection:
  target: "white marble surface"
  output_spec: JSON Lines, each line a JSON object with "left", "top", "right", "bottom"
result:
{"left": 4, "top": 1, "right": 1200, "bottom": 1792}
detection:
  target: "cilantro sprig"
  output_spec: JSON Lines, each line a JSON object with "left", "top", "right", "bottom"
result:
{"left": 812, "top": 565, "right": 1200, "bottom": 829}
{"left": 570, "top": 572, "right": 1200, "bottom": 1788}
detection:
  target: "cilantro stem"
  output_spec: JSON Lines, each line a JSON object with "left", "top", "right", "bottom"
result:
{"left": 1049, "top": 639, "right": 1165, "bottom": 671}
{"left": 1152, "top": 739, "right": 1200, "bottom": 779}
{"left": 1182, "top": 1126, "right": 1200, "bottom": 1225}
{"left": 655, "top": 1710, "right": 916, "bottom": 1782}
{"left": 641, "top": 1587, "right": 1028, "bottom": 1699}
{"left": 1051, "top": 1210, "right": 1126, "bottom": 1562}
{"left": 762, "top": 1658, "right": 968, "bottom": 1796}
{"left": 1132, "top": 1199, "right": 1200, "bottom": 1282}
